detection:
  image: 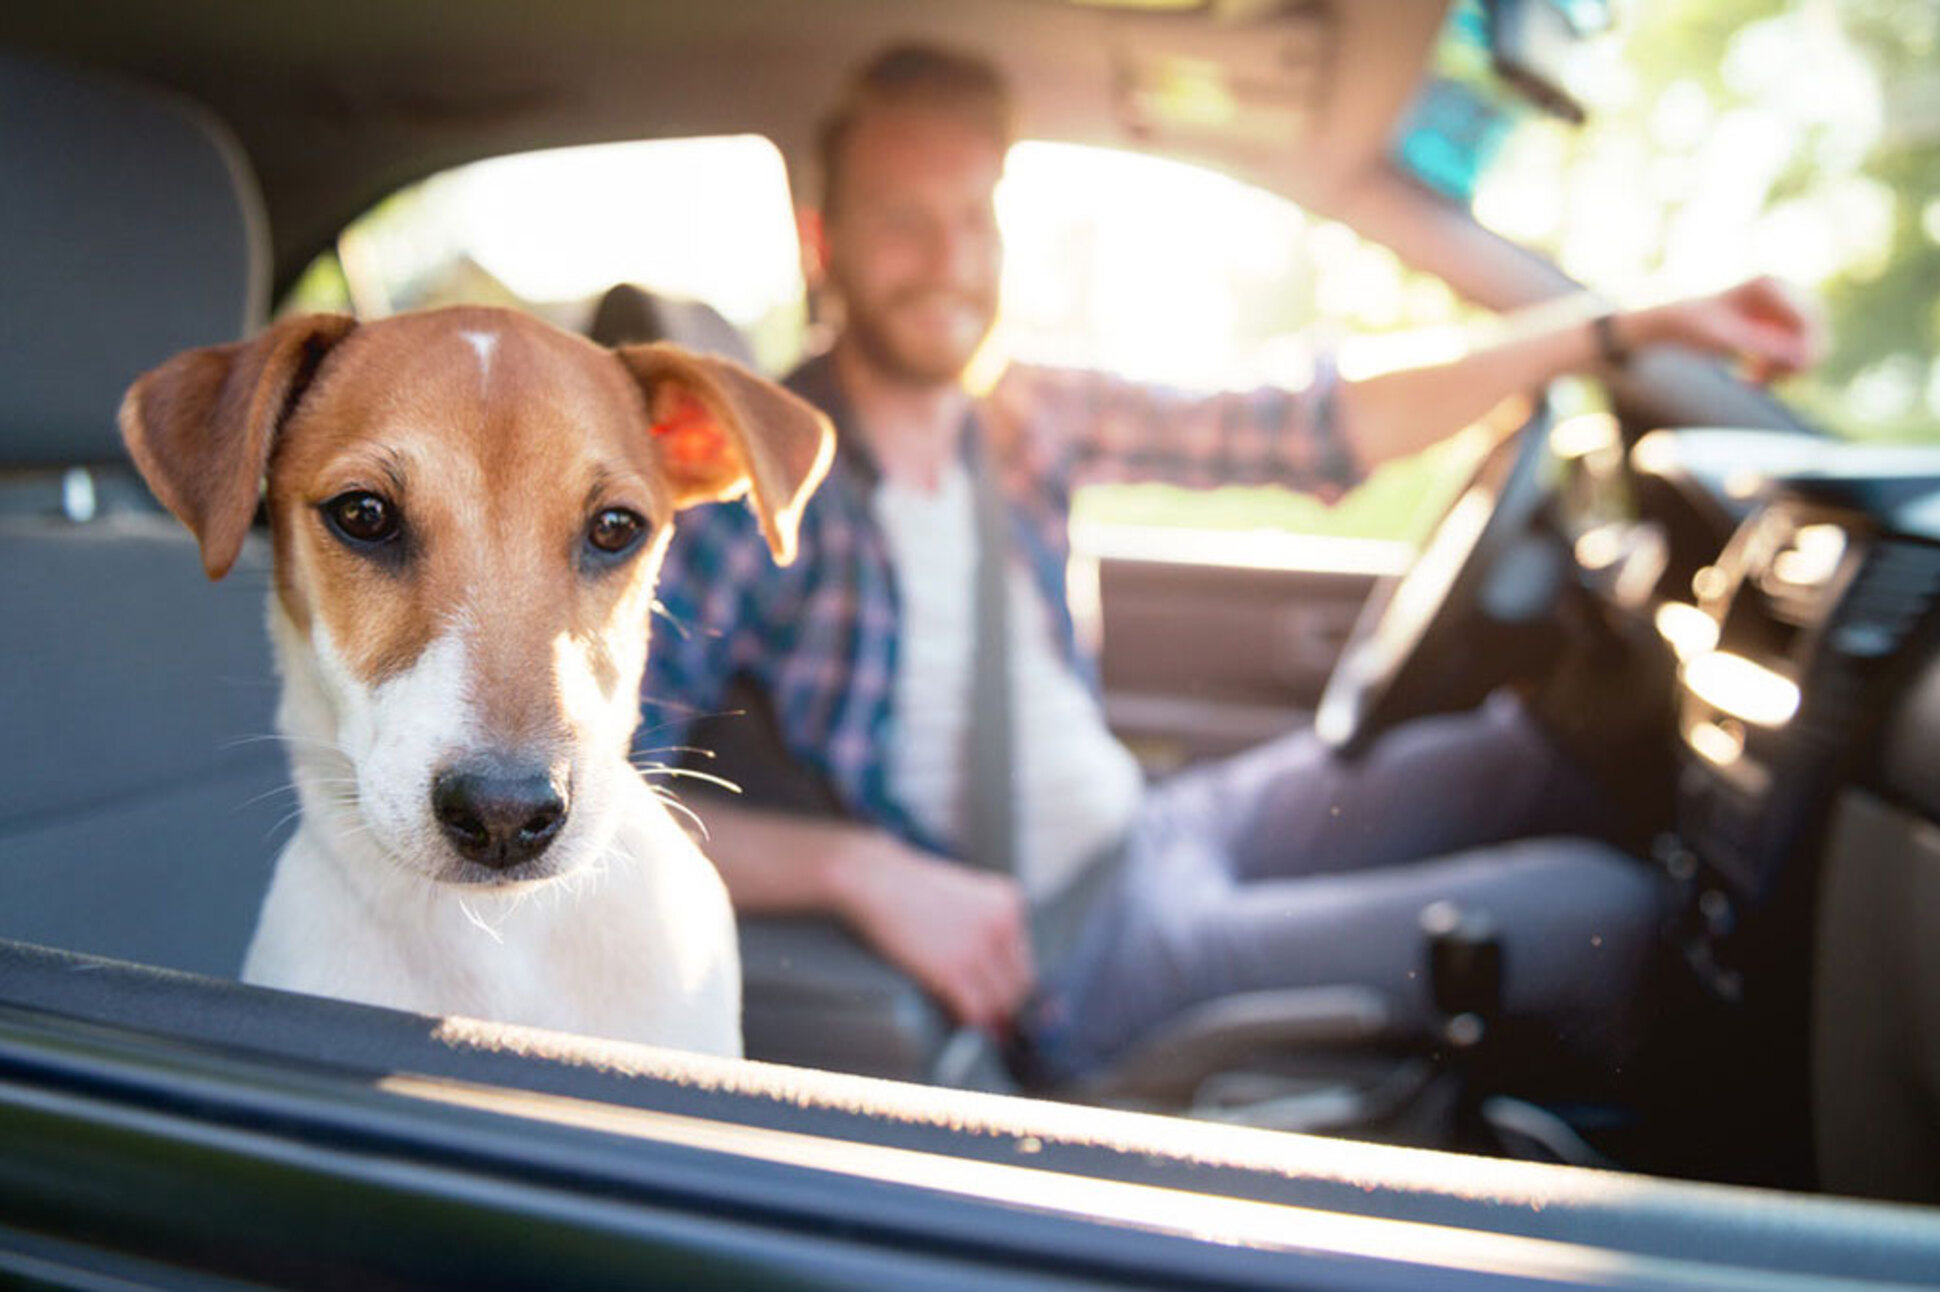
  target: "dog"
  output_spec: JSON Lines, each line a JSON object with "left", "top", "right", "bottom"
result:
{"left": 117, "top": 306, "right": 834, "bottom": 1057}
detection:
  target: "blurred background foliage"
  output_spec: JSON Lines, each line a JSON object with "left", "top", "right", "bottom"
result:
{"left": 1478, "top": 0, "right": 1939, "bottom": 443}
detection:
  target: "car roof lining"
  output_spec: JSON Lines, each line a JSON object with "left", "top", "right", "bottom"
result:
{"left": 0, "top": 0, "right": 1448, "bottom": 298}
{"left": 5, "top": 0, "right": 1813, "bottom": 435}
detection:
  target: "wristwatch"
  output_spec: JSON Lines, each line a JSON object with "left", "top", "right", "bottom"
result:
{"left": 1592, "top": 312, "right": 1633, "bottom": 368}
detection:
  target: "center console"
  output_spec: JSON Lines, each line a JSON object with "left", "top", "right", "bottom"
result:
{"left": 1640, "top": 436, "right": 1940, "bottom": 997}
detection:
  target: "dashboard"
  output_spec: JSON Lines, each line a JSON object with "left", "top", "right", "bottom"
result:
{"left": 1518, "top": 423, "right": 1940, "bottom": 1197}
{"left": 1630, "top": 434, "right": 1940, "bottom": 895}
{"left": 1545, "top": 424, "right": 1940, "bottom": 962}
{"left": 1608, "top": 428, "right": 1940, "bottom": 1197}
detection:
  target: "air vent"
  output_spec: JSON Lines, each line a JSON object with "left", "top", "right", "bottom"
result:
{"left": 1797, "top": 538, "right": 1940, "bottom": 740}
{"left": 1826, "top": 540, "right": 1940, "bottom": 662}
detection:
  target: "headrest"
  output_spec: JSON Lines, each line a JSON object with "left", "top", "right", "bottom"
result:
{"left": 588, "top": 283, "right": 760, "bottom": 370}
{"left": 0, "top": 52, "right": 268, "bottom": 467}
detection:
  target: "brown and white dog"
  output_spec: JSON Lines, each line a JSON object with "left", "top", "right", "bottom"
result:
{"left": 117, "top": 306, "right": 833, "bottom": 1057}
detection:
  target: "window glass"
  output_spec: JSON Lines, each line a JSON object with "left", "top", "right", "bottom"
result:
{"left": 1463, "top": 0, "right": 1939, "bottom": 442}
{"left": 285, "top": 136, "right": 807, "bottom": 375}
{"left": 994, "top": 141, "right": 1485, "bottom": 543}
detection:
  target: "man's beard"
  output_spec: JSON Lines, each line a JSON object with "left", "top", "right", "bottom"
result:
{"left": 840, "top": 285, "right": 997, "bottom": 387}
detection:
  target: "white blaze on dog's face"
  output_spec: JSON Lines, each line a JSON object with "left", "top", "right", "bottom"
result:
{"left": 120, "top": 306, "right": 833, "bottom": 890}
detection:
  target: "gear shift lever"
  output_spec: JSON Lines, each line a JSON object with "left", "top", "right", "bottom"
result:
{"left": 1420, "top": 900, "right": 1503, "bottom": 1150}
{"left": 1422, "top": 899, "right": 1502, "bottom": 1049}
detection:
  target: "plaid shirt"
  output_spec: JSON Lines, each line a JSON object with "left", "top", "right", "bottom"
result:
{"left": 642, "top": 349, "right": 1357, "bottom": 857}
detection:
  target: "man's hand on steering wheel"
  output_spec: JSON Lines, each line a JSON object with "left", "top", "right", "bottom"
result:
{"left": 1608, "top": 276, "right": 1825, "bottom": 385}
{"left": 1313, "top": 275, "right": 1825, "bottom": 758}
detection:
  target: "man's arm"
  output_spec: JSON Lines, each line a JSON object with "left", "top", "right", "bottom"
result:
{"left": 1338, "top": 277, "right": 1824, "bottom": 470}
{"left": 691, "top": 794, "right": 1036, "bottom": 1032}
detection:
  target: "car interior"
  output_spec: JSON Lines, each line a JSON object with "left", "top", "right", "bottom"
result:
{"left": 5, "top": 0, "right": 1940, "bottom": 1274}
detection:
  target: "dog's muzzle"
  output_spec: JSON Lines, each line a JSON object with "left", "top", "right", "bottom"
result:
{"left": 431, "top": 761, "right": 570, "bottom": 870}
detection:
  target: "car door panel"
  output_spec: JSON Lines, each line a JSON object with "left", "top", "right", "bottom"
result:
{"left": 1088, "top": 544, "right": 1397, "bottom": 770}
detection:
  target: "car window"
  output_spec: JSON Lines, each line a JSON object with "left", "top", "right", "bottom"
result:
{"left": 289, "top": 136, "right": 1489, "bottom": 547}
{"left": 998, "top": 142, "right": 1489, "bottom": 546}
{"left": 19, "top": 2, "right": 1940, "bottom": 1259}
{"left": 1455, "top": 0, "right": 1938, "bottom": 443}
{"left": 284, "top": 135, "right": 808, "bottom": 374}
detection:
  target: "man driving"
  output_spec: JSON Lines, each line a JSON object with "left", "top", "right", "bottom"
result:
{"left": 644, "top": 43, "right": 1822, "bottom": 1082}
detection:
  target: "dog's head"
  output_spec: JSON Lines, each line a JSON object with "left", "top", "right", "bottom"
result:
{"left": 118, "top": 307, "right": 833, "bottom": 887}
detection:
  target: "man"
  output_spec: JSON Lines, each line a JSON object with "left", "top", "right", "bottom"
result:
{"left": 645, "top": 44, "right": 1821, "bottom": 1081}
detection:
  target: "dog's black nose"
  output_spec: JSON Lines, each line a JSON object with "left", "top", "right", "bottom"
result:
{"left": 432, "top": 765, "right": 569, "bottom": 869}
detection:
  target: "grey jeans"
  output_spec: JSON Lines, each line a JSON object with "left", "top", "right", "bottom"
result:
{"left": 1025, "top": 691, "right": 1669, "bottom": 1083}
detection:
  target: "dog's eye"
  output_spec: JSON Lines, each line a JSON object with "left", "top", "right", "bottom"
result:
{"left": 323, "top": 491, "right": 400, "bottom": 546}
{"left": 587, "top": 507, "right": 648, "bottom": 557}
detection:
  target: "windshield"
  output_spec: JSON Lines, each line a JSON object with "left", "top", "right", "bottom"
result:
{"left": 1419, "top": 0, "right": 1939, "bottom": 443}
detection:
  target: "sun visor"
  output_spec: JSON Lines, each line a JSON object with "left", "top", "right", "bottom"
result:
{"left": 1107, "top": 3, "right": 1333, "bottom": 161}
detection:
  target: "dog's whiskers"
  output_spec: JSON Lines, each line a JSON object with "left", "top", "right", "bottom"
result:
{"left": 311, "top": 808, "right": 376, "bottom": 844}
{"left": 222, "top": 732, "right": 355, "bottom": 758}
{"left": 647, "top": 599, "right": 693, "bottom": 640}
{"left": 630, "top": 704, "right": 746, "bottom": 739}
{"left": 457, "top": 896, "right": 508, "bottom": 944}
{"left": 557, "top": 842, "right": 622, "bottom": 910}
{"left": 239, "top": 778, "right": 354, "bottom": 834}
{"left": 630, "top": 763, "right": 743, "bottom": 796}
{"left": 235, "top": 776, "right": 361, "bottom": 814}
{"left": 236, "top": 782, "right": 303, "bottom": 811}
{"left": 644, "top": 785, "right": 713, "bottom": 841}
{"left": 633, "top": 744, "right": 718, "bottom": 761}
{"left": 563, "top": 846, "right": 622, "bottom": 907}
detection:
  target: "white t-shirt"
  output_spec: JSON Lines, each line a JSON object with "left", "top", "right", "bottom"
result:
{"left": 873, "top": 459, "right": 1144, "bottom": 901}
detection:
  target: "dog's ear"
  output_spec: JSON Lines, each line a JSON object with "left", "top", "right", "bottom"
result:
{"left": 615, "top": 344, "right": 835, "bottom": 564}
{"left": 118, "top": 313, "right": 357, "bottom": 581}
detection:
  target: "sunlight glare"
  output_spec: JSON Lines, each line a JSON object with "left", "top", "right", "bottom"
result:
{"left": 1683, "top": 650, "right": 1801, "bottom": 727}
{"left": 447, "top": 137, "right": 802, "bottom": 324}
{"left": 996, "top": 142, "right": 1331, "bottom": 390}
{"left": 1472, "top": 136, "right": 1565, "bottom": 245}
{"left": 1648, "top": 80, "right": 1712, "bottom": 154}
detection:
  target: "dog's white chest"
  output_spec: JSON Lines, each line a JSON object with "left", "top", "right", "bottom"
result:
{"left": 243, "top": 782, "right": 741, "bottom": 1058}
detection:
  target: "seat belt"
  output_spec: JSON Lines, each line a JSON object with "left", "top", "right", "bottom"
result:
{"left": 963, "top": 430, "right": 1017, "bottom": 879}
{"left": 963, "top": 425, "right": 1123, "bottom": 978}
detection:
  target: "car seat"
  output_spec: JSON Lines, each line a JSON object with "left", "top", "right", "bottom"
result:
{"left": 0, "top": 49, "right": 288, "bottom": 976}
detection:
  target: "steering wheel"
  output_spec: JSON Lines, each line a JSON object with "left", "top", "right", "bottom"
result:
{"left": 1314, "top": 393, "right": 1561, "bottom": 757}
